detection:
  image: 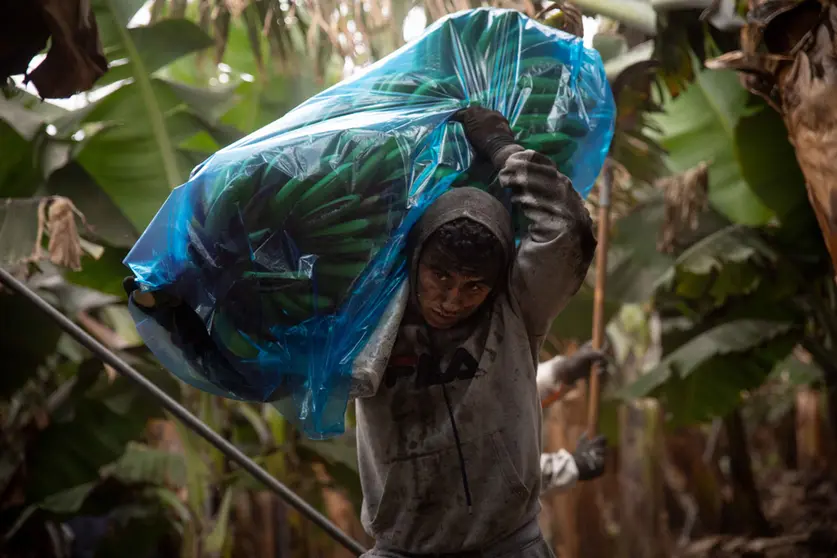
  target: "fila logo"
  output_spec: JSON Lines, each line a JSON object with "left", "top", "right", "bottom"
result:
{"left": 384, "top": 348, "right": 479, "bottom": 389}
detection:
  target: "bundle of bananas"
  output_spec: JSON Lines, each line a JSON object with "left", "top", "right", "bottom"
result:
{"left": 124, "top": 7, "right": 614, "bottom": 428}
{"left": 189, "top": 133, "right": 414, "bottom": 353}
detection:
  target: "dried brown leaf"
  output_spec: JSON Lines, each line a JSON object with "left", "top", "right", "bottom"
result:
{"left": 780, "top": 48, "right": 837, "bottom": 274}
{"left": 656, "top": 162, "right": 710, "bottom": 254}
{"left": 44, "top": 197, "right": 86, "bottom": 271}
{"left": 27, "top": 0, "right": 108, "bottom": 99}
{"left": 213, "top": 2, "right": 232, "bottom": 64}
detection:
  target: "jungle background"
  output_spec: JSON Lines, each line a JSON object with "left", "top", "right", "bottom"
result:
{"left": 1, "top": 0, "right": 837, "bottom": 557}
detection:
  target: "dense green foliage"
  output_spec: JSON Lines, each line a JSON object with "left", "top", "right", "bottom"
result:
{"left": 1, "top": 1, "right": 834, "bottom": 556}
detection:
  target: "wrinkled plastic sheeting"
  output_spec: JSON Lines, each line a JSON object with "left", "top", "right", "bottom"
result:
{"left": 123, "top": 8, "right": 615, "bottom": 439}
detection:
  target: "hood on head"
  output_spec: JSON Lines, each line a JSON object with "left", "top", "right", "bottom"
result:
{"left": 407, "top": 186, "right": 514, "bottom": 308}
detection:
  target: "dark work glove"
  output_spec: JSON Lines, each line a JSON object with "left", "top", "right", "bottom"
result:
{"left": 123, "top": 276, "right": 279, "bottom": 400}
{"left": 451, "top": 106, "right": 517, "bottom": 169}
{"left": 556, "top": 343, "right": 609, "bottom": 386}
{"left": 572, "top": 433, "right": 607, "bottom": 481}
{"left": 123, "top": 276, "right": 210, "bottom": 357}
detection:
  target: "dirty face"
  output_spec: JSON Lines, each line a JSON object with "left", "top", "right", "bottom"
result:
{"left": 416, "top": 243, "right": 496, "bottom": 330}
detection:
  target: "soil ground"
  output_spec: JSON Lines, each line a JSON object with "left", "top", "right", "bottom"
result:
{"left": 681, "top": 471, "right": 837, "bottom": 557}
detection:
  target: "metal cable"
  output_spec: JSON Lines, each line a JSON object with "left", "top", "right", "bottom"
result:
{"left": 0, "top": 267, "right": 367, "bottom": 557}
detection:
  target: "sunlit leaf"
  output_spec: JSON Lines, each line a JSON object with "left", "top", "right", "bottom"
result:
{"left": 97, "top": 19, "right": 213, "bottom": 87}
{"left": 649, "top": 66, "right": 793, "bottom": 226}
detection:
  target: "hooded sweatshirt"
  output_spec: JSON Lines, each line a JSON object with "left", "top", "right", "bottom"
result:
{"left": 351, "top": 146, "right": 596, "bottom": 553}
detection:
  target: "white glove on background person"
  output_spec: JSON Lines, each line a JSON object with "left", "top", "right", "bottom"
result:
{"left": 536, "top": 343, "right": 608, "bottom": 402}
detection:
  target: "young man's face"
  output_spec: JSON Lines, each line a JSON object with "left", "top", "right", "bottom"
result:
{"left": 416, "top": 243, "right": 495, "bottom": 330}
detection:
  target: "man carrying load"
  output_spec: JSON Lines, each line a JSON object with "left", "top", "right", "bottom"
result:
{"left": 351, "top": 106, "right": 606, "bottom": 557}
{"left": 124, "top": 106, "right": 607, "bottom": 556}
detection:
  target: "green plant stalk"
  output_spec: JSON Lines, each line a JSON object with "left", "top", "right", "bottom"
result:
{"left": 571, "top": 0, "right": 657, "bottom": 36}
{"left": 205, "top": 487, "right": 234, "bottom": 553}
{"left": 105, "top": 0, "right": 181, "bottom": 188}
{"left": 172, "top": 417, "right": 210, "bottom": 535}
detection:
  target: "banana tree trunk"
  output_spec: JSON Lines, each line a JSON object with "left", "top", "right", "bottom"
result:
{"left": 778, "top": 54, "right": 837, "bottom": 276}
{"left": 705, "top": 0, "right": 837, "bottom": 277}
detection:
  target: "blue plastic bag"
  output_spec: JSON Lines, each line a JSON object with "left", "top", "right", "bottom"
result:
{"left": 124, "top": 8, "right": 615, "bottom": 439}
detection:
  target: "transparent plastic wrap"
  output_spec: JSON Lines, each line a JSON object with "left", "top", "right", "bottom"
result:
{"left": 123, "top": 8, "right": 616, "bottom": 439}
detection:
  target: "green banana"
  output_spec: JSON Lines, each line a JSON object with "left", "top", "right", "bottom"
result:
{"left": 476, "top": 16, "right": 503, "bottom": 53}
{"left": 272, "top": 291, "right": 310, "bottom": 323}
{"left": 522, "top": 132, "right": 575, "bottom": 152}
{"left": 317, "top": 260, "right": 367, "bottom": 279}
{"left": 307, "top": 218, "right": 371, "bottom": 239}
{"left": 460, "top": 10, "right": 489, "bottom": 51}
{"left": 549, "top": 141, "right": 578, "bottom": 166}
{"left": 559, "top": 118, "right": 589, "bottom": 138}
{"left": 300, "top": 194, "right": 362, "bottom": 231}
{"left": 297, "top": 293, "right": 337, "bottom": 313}
{"left": 520, "top": 93, "right": 562, "bottom": 113}
{"left": 516, "top": 76, "right": 561, "bottom": 94}
{"left": 212, "top": 310, "right": 260, "bottom": 359}
{"left": 356, "top": 194, "right": 383, "bottom": 211}
{"left": 520, "top": 57, "right": 565, "bottom": 73}
{"left": 203, "top": 171, "right": 256, "bottom": 235}
{"left": 352, "top": 138, "right": 401, "bottom": 193}
{"left": 293, "top": 161, "right": 354, "bottom": 218}
{"left": 512, "top": 113, "right": 557, "bottom": 130}
{"left": 312, "top": 238, "right": 378, "bottom": 256}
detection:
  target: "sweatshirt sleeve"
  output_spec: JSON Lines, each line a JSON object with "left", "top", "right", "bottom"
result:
{"left": 497, "top": 146, "right": 597, "bottom": 342}
{"left": 536, "top": 355, "right": 568, "bottom": 402}
{"left": 347, "top": 281, "right": 409, "bottom": 400}
{"left": 540, "top": 450, "right": 579, "bottom": 494}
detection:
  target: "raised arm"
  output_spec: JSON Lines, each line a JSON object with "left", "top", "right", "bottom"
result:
{"left": 453, "top": 107, "right": 596, "bottom": 341}
{"left": 499, "top": 148, "right": 596, "bottom": 338}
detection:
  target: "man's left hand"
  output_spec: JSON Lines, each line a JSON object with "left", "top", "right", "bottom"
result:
{"left": 451, "top": 106, "right": 517, "bottom": 168}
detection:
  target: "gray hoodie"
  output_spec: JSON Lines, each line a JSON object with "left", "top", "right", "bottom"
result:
{"left": 350, "top": 146, "right": 595, "bottom": 553}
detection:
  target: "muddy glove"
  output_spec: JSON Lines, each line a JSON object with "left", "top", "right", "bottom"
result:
{"left": 123, "top": 276, "right": 214, "bottom": 357}
{"left": 572, "top": 433, "right": 607, "bottom": 481}
{"left": 122, "top": 277, "right": 294, "bottom": 401}
{"left": 452, "top": 106, "right": 518, "bottom": 169}
{"left": 536, "top": 342, "right": 609, "bottom": 401}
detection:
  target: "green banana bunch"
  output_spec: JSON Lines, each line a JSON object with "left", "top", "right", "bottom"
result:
{"left": 197, "top": 133, "right": 410, "bottom": 344}
{"left": 195, "top": 10, "right": 599, "bottom": 348}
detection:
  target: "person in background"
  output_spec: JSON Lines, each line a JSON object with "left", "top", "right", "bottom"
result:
{"left": 536, "top": 344, "right": 609, "bottom": 494}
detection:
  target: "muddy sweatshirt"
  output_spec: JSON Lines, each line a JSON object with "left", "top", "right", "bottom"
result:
{"left": 349, "top": 146, "right": 596, "bottom": 553}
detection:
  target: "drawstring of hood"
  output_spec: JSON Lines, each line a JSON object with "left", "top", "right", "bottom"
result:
{"left": 442, "top": 383, "right": 473, "bottom": 514}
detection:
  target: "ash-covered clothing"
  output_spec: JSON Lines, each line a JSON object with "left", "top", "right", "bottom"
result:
{"left": 351, "top": 146, "right": 596, "bottom": 554}
{"left": 360, "top": 516, "right": 554, "bottom": 558}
